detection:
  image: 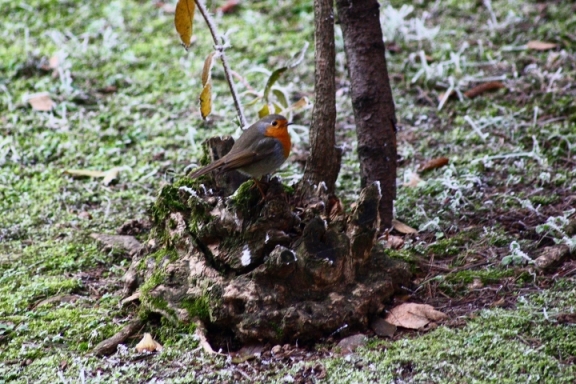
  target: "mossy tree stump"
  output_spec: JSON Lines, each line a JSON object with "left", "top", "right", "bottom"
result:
{"left": 124, "top": 137, "right": 411, "bottom": 345}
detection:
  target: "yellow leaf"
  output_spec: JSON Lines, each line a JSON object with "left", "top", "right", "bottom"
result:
{"left": 202, "top": 52, "right": 216, "bottom": 86}
{"left": 64, "top": 169, "right": 107, "bottom": 178}
{"left": 174, "top": 0, "right": 195, "bottom": 50}
{"left": 102, "top": 168, "right": 120, "bottom": 186}
{"left": 199, "top": 82, "right": 212, "bottom": 119}
{"left": 63, "top": 167, "right": 122, "bottom": 185}
{"left": 272, "top": 102, "right": 283, "bottom": 114}
{"left": 258, "top": 103, "right": 273, "bottom": 118}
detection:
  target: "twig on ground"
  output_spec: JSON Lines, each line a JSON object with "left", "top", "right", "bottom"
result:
{"left": 92, "top": 318, "right": 144, "bottom": 356}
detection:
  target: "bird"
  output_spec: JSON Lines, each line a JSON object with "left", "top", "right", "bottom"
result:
{"left": 188, "top": 114, "right": 292, "bottom": 193}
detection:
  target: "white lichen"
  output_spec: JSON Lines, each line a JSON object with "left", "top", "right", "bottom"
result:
{"left": 241, "top": 244, "right": 251, "bottom": 266}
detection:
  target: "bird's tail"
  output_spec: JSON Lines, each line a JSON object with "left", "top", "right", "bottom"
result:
{"left": 187, "top": 158, "right": 224, "bottom": 179}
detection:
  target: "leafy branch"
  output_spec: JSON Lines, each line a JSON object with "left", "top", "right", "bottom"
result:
{"left": 175, "top": 0, "right": 247, "bottom": 128}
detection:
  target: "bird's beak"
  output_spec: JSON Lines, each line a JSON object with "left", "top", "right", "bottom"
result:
{"left": 287, "top": 122, "right": 294, "bottom": 126}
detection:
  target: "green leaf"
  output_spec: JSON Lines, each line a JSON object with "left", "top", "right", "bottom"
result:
{"left": 263, "top": 67, "right": 288, "bottom": 103}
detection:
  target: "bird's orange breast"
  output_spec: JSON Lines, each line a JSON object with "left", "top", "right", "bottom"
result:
{"left": 264, "top": 126, "right": 291, "bottom": 158}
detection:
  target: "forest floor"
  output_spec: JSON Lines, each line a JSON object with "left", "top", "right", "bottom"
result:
{"left": 1, "top": 0, "right": 576, "bottom": 382}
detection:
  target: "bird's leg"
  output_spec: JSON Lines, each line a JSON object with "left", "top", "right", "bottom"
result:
{"left": 252, "top": 177, "right": 267, "bottom": 200}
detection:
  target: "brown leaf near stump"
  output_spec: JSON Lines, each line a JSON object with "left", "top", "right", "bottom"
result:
{"left": 135, "top": 333, "right": 163, "bottom": 353}
{"left": 392, "top": 219, "right": 418, "bottom": 234}
{"left": 384, "top": 303, "right": 447, "bottom": 329}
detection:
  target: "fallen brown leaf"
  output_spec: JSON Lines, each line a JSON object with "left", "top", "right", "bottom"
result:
{"left": 419, "top": 157, "right": 450, "bottom": 173}
{"left": 384, "top": 303, "right": 447, "bottom": 329}
{"left": 527, "top": 41, "right": 557, "bottom": 51}
{"left": 384, "top": 235, "right": 405, "bottom": 250}
{"left": 464, "top": 81, "right": 505, "bottom": 99}
{"left": 135, "top": 333, "right": 163, "bottom": 353}
{"left": 27, "top": 92, "right": 55, "bottom": 111}
{"left": 392, "top": 219, "right": 418, "bottom": 234}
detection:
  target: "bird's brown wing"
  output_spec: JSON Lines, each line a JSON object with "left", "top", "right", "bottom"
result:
{"left": 221, "top": 138, "right": 278, "bottom": 170}
{"left": 187, "top": 157, "right": 226, "bottom": 179}
{"left": 188, "top": 139, "right": 277, "bottom": 178}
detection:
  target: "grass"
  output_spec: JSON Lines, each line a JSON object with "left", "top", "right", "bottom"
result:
{"left": 1, "top": 0, "right": 576, "bottom": 382}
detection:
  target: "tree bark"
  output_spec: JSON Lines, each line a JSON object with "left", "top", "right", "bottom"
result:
{"left": 302, "top": 0, "right": 341, "bottom": 194}
{"left": 335, "top": 0, "right": 397, "bottom": 230}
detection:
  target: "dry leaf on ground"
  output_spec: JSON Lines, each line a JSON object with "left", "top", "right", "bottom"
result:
{"left": 527, "top": 41, "right": 557, "bottom": 51}
{"left": 135, "top": 333, "right": 163, "bottom": 353}
{"left": 464, "top": 81, "right": 505, "bottom": 99}
{"left": 383, "top": 235, "right": 405, "bottom": 249}
{"left": 385, "top": 303, "right": 447, "bottom": 329}
{"left": 27, "top": 92, "right": 55, "bottom": 111}
{"left": 63, "top": 167, "right": 123, "bottom": 186}
{"left": 392, "top": 219, "right": 418, "bottom": 234}
{"left": 419, "top": 157, "right": 450, "bottom": 173}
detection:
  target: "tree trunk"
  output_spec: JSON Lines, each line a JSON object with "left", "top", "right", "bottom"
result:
{"left": 301, "top": 0, "right": 341, "bottom": 194}
{"left": 335, "top": 0, "right": 397, "bottom": 231}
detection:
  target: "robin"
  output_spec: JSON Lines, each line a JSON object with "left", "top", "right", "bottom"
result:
{"left": 188, "top": 114, "right": 292, "bottom": 193}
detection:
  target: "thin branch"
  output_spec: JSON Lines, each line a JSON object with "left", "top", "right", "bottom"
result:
{"left": 195, "top": 0, "right": 247, "bottom": 128}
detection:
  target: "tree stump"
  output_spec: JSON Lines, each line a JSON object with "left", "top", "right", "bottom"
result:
{"left": 125, "top": 137, "right": 411, "bottom": 345}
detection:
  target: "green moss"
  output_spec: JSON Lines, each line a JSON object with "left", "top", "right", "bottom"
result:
{"left": 384, "top": 248, "right": 420, "bottom": 272}
{"left": 180, "top": 296, "right": 210, "bottom": 321}
{"left": 530, "top": 194, "right": 559, "bottom": 206}
{"left": 444, "top": 268, "right": 515, "bottom": 285}
{"left": 427, "top": 230, "right": 480, "bottom": 259}
{"left": 139, "top": 270, "right": 166, "bottom": 297}
{"left": 228, "top": 179, "right": 261, "bottom": 216}
{"left": 149, "top": 248, "right": 178, "bottom": 264}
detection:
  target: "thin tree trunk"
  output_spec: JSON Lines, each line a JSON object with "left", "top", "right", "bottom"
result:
{"left": 302, "top": 0, "right": 340, "bottom": 194}
{"left": 335, "top": 0, "right": 397, "bottom": 230}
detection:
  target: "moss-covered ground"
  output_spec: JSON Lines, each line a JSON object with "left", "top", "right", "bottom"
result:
{"left": 1, "top": 0, "right": 575, "bottom": 382}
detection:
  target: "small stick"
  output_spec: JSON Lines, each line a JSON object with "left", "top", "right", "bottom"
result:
{"left": 92, "top": 318, "right": 144, "bottom": 356}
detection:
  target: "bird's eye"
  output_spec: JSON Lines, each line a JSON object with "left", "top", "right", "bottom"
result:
{"left": 272, "top": 121, "right": 278, "bottom": 127}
